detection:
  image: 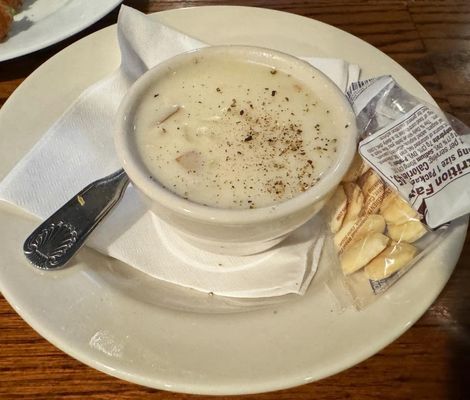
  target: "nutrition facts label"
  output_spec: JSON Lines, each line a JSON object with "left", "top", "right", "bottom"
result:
{"left": 359, "top": 104, "right": 470, "bottom": 228}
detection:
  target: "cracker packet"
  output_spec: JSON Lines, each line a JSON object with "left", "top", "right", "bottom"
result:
{"left": 325, "top": 76, "right": 470, "bottom": 308}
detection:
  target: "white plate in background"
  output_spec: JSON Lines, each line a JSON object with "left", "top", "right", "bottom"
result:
{"left": 0, "top": 0, "right": 122, "bottom": 61}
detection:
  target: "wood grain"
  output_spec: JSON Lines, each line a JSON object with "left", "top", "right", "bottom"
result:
{"left": 1, "top": 0, "right": 469, "bottom": 399}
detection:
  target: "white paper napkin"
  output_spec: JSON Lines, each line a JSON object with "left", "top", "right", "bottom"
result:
{"left": 0, "top": 6, "right": 359, "bottom": 298}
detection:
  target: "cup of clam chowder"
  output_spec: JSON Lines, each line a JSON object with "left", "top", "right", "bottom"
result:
{"left": 115, "top": 46, "right": 357, "bottom": 255}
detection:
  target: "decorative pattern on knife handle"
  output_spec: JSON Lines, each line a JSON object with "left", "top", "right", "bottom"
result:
{"left": 23, "top": 221, "right": 78, "bottom": 270}
{"left": 23, "top": 169, "right": 130, "bottom": 270}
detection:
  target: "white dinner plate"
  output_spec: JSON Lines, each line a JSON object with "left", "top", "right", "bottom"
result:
{"left": 0, "top": 0, "right": 122, "bottom": 62}
{"left": 0, "top": 6, "right": 467, "bottom": 395}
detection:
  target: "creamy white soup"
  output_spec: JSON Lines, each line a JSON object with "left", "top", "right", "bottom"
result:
{"left": 133, "top": 52, "right": 349, "bottom": 209}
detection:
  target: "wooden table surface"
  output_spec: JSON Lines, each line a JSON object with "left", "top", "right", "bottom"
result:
{"left": 1, "top": 1, "right": 469, "bottom": 399}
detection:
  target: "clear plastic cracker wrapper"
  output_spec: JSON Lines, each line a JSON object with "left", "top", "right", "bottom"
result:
{"left": 325, "top": 76, "right": 470, "bottom": 309}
